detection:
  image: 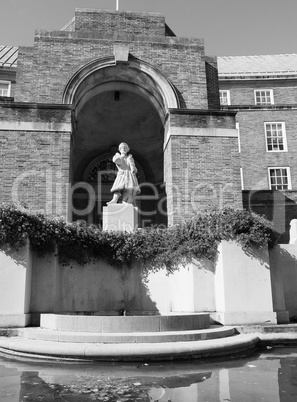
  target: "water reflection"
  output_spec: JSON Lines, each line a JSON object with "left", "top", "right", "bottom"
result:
{"left": 0, "top": 348, "right": 297, "bottom": 401}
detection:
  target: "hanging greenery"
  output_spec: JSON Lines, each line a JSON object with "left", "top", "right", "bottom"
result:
{"left": 0, "top": 204, "right": 279, "bottom": 271}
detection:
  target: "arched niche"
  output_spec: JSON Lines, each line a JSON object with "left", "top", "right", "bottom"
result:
{"left": 64, "top": 56, "right": 175, "bottom": 227}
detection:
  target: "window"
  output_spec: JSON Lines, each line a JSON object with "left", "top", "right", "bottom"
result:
{"left": 220, "top": 90, "right": 230, "bottom": 105}
{"left": 254, "top": 89, "right": 274, "bottom": 105}
{"left": 268, "top": 167, "right": 291, "bottom": 190}
{"left": 0, "top": 81, "right": 11, "bottom": 97}
{"left": 265, "top": 122, "right": 287, "bottom": 152}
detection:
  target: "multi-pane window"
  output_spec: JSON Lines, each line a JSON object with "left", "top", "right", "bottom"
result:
{"left": 265, "top": 122, "right": 287, "bottom": 152}
{"left": 268, "top": 167, "right": 291, "bottom": 190}
{"left": 219, "top": 90, "right": 230, "bottom": 105}
{"left": 254, "top": 89, "right": 274, "bottom": 105}
{"left": 0, "top": 81, "right": 10, "bottom": 97}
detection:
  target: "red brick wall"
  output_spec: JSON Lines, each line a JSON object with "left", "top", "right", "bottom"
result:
{"left": 220, "top": 79, "right": 297, "bottom": 106}
{"left": 1, "top": 9, "right": 243, "bottom": 224}
{"left": 219, "top": 75, "right": 297, "bottom": 238}
{"left": 205, "top": 57, "right": 220, "bottom": 109}
{"left": 164, "top": 111, "right": 242, "bottom": 225}
{"left": 15, "top": 9, "right": 209, "bottom": 109}
{"left": 237, "top": 109, "right": 297, "bottom": 190}
{"left": 75, "top": 8, "right": 166, "bottom": 37}
{"left": 0, "top": 104, "right": 71, "bottom": 217}
{"left": 169, "top": 110, "right": 236, "bottom": 129}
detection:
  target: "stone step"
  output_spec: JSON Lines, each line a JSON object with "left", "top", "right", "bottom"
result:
{"left": 40, "top": 313, "right": 210, "bottom": 333}
{"left": 235, "top": 324, "right": 297, "bottom": 334}
{"left": 17, "top": 325, "right": 235, "bottom": 344}
{"left": 0, "top": 333, "right": 259, "bottom": 361}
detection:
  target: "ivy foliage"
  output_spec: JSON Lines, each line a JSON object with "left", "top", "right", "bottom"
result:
{"left": 0, "top": 204, "right": 280, "bottom": 271}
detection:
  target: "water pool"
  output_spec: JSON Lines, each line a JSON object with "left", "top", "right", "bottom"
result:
{"left": 1, "top": 347, "right": 297, "bottom": 401}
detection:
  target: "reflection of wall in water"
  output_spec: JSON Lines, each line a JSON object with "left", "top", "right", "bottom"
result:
{"left": 228, "top": 359, "right": 281, "bottom": 401}
{"left": 0, "top": 363, "right": 21, "bottom": 401}
{"left": 278, "top": 355, "right": 297, "bottom": 401}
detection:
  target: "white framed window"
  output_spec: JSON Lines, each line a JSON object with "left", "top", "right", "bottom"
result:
{"left": 265, "top": 122, "right": 287, "bottom": 152}
{"left": 219, "top": 90, "right": 230, "bottom": 105}
{"left": 268, "top": 167, "right": 291, "bottom": 190}
{"left": 0, "top": 81, "right": 11, "bottom": 97}
{"left": 254, "top": 89, "right": 274, "bottom": 105}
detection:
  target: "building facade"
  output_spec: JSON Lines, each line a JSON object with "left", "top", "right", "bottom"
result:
{"left": 0, "top": 8, "right": 241, "bottom": 228}
{"left": 218, "top": 55, "right": 297, "bottom": 240}
{"left": 3, "top": 9, "right": 297, "bottom": 238}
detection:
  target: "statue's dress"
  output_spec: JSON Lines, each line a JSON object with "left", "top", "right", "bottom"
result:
{"left": 110, "top": 153, "right": 140, "bottom": 194}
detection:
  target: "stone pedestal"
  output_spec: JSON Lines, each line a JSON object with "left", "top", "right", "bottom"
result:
{"left": 102, "top": 203, "right": 138, "bottom": 232}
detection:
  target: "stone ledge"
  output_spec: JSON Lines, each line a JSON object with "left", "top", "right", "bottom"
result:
{"left": 0, "top": 333, "right": 259, "bottom": 361}
{"left": 17, "top": 325, "right": 234, "bottom": 343}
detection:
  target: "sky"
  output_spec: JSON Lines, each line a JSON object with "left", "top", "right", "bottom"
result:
{"left": 1, "top": 0, "right": 297, "bottom": 56}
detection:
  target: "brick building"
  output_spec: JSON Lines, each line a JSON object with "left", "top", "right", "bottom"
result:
{"left": 0, "top": 8, "right": 241, "bottom": 228}
{"left": 218, "top": 55, "right": 297, "bottom": 240}
{"left": 1, "top": 9, "right": 297, "bottom": 238}
{"left": 6, "top": 8, "right": 297, "bottom": 237}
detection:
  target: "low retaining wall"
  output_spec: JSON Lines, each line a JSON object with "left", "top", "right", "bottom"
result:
{"left": 29, "top": 253, "right": 215, "bottom": 315}
{"left": 0, "top": 240, "right": 280, "bottom": 327}
{"left": 0, "top": 242, "right": 32, "bottom": 327}
{"left": 40, "top": 313, "right": 210, "bottom": 333}
{"left": 269, "top": 245, "right": 297, "bottom": 319}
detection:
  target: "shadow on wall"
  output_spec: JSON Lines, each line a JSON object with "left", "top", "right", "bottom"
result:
{"left": 243, "top": 190, "right": 297, "bottom": 244}
{"left": 243, "top": 244, "right": 270, "bottom": 269}
{"left": 269, "top": 244, "right": 297, "bottom": 320}
{"left": 0, "top": 243, "right": 28, "bottom": 267}
{"left": 30, "top": 252, "right": 159, "bottom": 316}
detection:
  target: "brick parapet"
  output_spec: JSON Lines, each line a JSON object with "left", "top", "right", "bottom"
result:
{"left": 15, "top": 22, "right": 207, "bottom": 108}
{"left": 33, "top": 29, "right": 204, "bottom": 46}
{"left": 74, "top": 8, "right": 166, "bottom": 37}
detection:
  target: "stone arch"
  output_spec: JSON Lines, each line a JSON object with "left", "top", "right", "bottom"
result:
{"left": 62, "top": 56, "right": 180, "bottom": 121}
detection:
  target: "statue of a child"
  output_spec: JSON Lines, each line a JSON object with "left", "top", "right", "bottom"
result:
{"left": 107, "top": 142, "right": 140, "bottom": 205}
